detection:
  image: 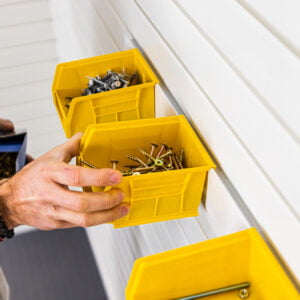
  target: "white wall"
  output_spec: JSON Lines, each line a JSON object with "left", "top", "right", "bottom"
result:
{"left": 0, "top": 0, "right": 65, "bottom": 159}
{"left": 22, "top": 0, "right": 300, "bottom": 298}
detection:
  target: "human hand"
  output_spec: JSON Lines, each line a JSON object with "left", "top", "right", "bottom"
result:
{"left": 0, "top": 133, "right": 129, "bottom": 230}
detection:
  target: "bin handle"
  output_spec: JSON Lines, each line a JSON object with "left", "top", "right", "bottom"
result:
{"left": 174, "top": 282, "right": 250, "bottom": 299}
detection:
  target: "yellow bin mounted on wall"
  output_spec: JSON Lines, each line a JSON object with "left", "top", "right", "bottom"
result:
{"left": 78, "top": 115, "right": 215, "bottom": 228}
{"left": 52, "top": 49, "right": 159, "bottom": 137}
{"left": 126, "top": 228, "right": 299, "bottom": 299}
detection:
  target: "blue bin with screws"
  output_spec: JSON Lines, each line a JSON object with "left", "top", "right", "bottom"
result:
{"left": 0, "top": 129, "right": 27, "bottom": 179}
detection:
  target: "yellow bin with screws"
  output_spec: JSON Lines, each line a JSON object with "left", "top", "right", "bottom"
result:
{"left": 126, "top": 228, "right": 300, "bottom": 299}
{"left": 78, "top": 115, "right": 216, "bottom": 228}
{"left": 52, "top": 49, "right": 159, "bottom": 138}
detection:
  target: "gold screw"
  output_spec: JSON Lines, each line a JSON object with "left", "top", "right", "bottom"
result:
{"left": 159, "top": 150, "right": 173, "bottom": 159}
{"left": 178, "top": 149, "right": 184, "bottom": 164}
{"left": 128, "top": 156, "right": 148, "bottom": 167}
{"left": 81, "top": 160, "right": 97, "bottom": 169}
{"left": 156, "top": 143, "right": 167, "bottom": 158}
{"left": 149, "top": 143, "right": 158, "bottom": 157}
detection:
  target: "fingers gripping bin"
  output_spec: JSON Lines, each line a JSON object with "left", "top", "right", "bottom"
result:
{"left": 52, "top": 49, "right": 159, "bottom": 138}
{"left": 78, "top": 115, "right": 215, "bottom": 228}
{"left": 126, "top": 228, "right": 299, "bottom": 299}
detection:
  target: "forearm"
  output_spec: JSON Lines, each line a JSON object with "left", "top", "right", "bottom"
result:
{"left": 0, "top": 179, "right": 9, "bottom": 218}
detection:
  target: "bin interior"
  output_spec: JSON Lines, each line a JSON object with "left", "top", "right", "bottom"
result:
{"left": 55, "top": 50, "right": 155, "bottom": 117}
{"left": 80, "top": 116, "right": 212, "bottom": 172}
{"left": 125, "top": 228, "right": 299, "bottom": 299}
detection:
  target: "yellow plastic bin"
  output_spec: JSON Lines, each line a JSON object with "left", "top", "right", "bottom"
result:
{"left": 52, "top": 49, "right": 159, "bottom": 137}
{"left": 126, "top": 228, "right": 299, "bottom": 299}
{"left": 78, "top": 115, "right": 216, "bottom": 228}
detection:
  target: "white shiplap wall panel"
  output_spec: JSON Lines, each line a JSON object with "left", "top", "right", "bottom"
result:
{"left": 28, "top": 130, "right": 65, "bottom": 158}
{"left": 139, "top": 224, "right": 165, "bottom": 253}
{"left": 137, "top": 0, "right": 300, "bottom": 218}
{"left": 148, "top": 223, "right": 177, "bottom": 252}
{"left": 0, "top": 41, "right": 57, "bottom": 69}
{"left": 128, "top": 226, "right": 157, "bottom": 257}
{"left": 0, "top": 21, "right": 54, "bottom": 48}
{"left": 50, "top": 0, "right": 118, "bottom": 62}
{"left": 16, "top": 114, "right": 62, "bottom": 138}
{"left": 67, "top": 0, "right": 119, "bottom": 56}
{"left": 0, "top": 80, "right": 52, "bottom": 105}
{"left": 175, "top": 0, "right": 300, "bottom": 142}
{"left": 0, "top": 0, "right": 41, "bottom": 6}
{"left": 48, "top": 0, "right": 300, "bottom": 297}
{"left": 0, "top": 60, "right": 56, "bottom": 88}
{"left": 177, "top": 218, "right": 207, "bottom": 244}
{"left": 0, "top": 1, "right": 50, "bottom": 27}
{"left": 50, "top": 0, "right": 88, "bottom": 61}
{"left": 90, "top": 0, "right": 130, "bottom": 51}
{"left": 121, "top": 227, "right": 143, "bottom": 259}
{"left": 237, "top": 0, "right": 300, "bottom": 56}
{"left": 87, "top": 226, "right": 127, "bottom": 300}
{"left": 0, "top": 98, "right": 56, "bottom": 122}
{"left": 159, "top": 220, "right": 190, "bottom": 249}
{"left": 204, "top": 170, "right": 250, "bottom": 237}
{"left": 0, "top": 0, "right": 63, "bottom": 162}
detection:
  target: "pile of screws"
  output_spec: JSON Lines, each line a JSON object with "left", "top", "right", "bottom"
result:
{"left": 80, "top": 143, "right": 186, "bottom": 177}
{"left": 122, "top": 143, "right": 185, "bottom": 176}
{"left": 82, "top": 70, "right": 139, "bottom": 96}
{"left": 65, "top": 70, "right": 139, "bottom": 109}
{"left": 0, "top": 152, "right": 17, "bottom": 179}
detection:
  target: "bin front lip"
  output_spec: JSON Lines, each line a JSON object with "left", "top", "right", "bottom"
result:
{"left": 112, "top": 210, "right": 199, "bottom": 228}
{"left": 52, "top": 48, "right": 160, "bottom": 91}
{"left": 78, "top": 165, "right": 214, "bottom": 190}
{"left": 56, "top": 80, "right": 157, "bottom": 104}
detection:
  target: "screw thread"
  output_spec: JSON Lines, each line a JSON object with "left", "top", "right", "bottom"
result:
{"left": 81, "top": 160, "right": 97, "bottom": 169}
{"left": 128, "top": 156, "right": 148, "bottom": 167}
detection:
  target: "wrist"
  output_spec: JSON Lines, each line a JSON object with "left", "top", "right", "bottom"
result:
{"left": 0, "top": 178, "right": 19, "bottom": 229}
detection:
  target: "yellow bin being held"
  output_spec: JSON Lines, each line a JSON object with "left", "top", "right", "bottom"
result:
{"left": 78, "top": 115, "right": 216, "bottom": 228}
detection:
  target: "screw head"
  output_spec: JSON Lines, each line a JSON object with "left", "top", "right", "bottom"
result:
{"left": 154, "top": 159, "right": 164, "bottom": 166}
{"left": 239, "top": 288, "right": 249, "bottom": 299}
{"left": 88, "top": 79, "right": 94, "bottom": 87}
{"left": 161, "top": 143, "right": 168, "bottom": 149}
{"left": 132, "top": 172, "right": 141, "bottom": 176}
{"left": 114, "top": 80, "right": 122, "bottom": 88}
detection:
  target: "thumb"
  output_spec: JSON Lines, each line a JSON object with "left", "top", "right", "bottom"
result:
{"left": 42, "top": 132, "right": 83, "bottom": 162}
{"left": 60, "top": 132, "right": 83, "bottom": 163}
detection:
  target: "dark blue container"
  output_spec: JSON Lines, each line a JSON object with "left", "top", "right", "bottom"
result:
{"left": 0, "top": 129, "right": 27, "bottom": 174}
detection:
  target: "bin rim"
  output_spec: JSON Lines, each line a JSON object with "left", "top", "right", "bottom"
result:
{"left": 52, "top": 48, "right": 160, "bottom": 92}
